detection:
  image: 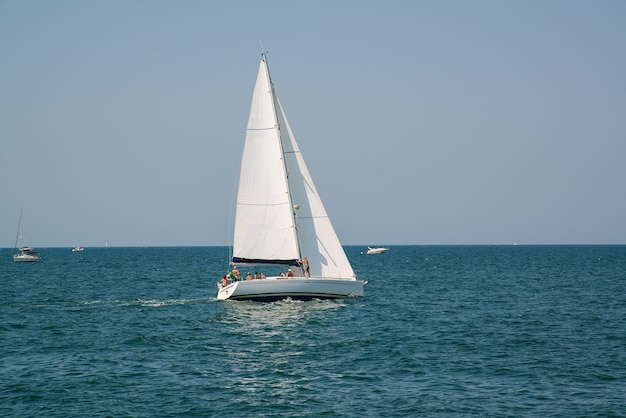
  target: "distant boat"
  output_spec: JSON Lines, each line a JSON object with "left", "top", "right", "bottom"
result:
{"left": 366, "top": 246, "right": 389, "bottom": 255}
{"left": 217, "top": 52, "right": 365, "bottom": 302}
{"left": 72, "top": 246, "right": 84, "bottom": 252}
{"left": 13, "top": 211, "right": 40, "bottom": 262}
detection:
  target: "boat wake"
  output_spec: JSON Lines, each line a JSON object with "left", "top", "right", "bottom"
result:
{"left": 75, "top": 297, "right": 211, "bottom": 308}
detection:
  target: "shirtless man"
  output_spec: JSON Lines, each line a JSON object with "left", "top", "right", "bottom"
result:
{"left": 301, "top": 256, "right": 310, "bottom": 277}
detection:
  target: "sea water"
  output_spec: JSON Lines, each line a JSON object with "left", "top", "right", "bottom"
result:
{"left": 1, "top": 245, "right": 625, "bottom": 417}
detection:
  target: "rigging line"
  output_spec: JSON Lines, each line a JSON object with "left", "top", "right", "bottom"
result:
{"left": 227, "top": 168, "right": 239, "bottom": 268}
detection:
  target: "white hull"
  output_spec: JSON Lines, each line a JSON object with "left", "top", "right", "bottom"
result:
{"left": 13, "top": 254, "right": 40, "bottom": 262}
{"left": 217, "top": 277, "right": 364, "bottom": 302}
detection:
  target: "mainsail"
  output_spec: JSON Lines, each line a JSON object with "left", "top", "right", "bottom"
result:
{"left": 232, "top": 54, "right": 355, "bottom": 279}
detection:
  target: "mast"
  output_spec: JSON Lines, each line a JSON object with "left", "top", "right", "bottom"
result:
{"left": 265, "top": 53, "right": 304, "bottom": 264}
{"left": 14, "top": 210, "right": 22, "bottom": 249}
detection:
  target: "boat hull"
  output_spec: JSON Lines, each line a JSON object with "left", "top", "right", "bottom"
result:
{"left": 217, "top": 277, "right": 364, "bottom": 302}
{"left": 366, "top": 247, "right": 389, "bottom": 254}
{"left": 13, "top": 254, "right": 40, "bottom": 262}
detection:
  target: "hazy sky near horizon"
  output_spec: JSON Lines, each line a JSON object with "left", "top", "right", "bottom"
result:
{"left": 1, "top": 0, "right": 625, "bottom": 248}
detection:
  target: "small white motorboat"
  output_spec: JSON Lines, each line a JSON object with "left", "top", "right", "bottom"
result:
{"left": 366, "top": 246, "right": 389, "bottom": 255}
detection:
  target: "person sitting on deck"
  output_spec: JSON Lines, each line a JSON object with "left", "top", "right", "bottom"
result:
{"left": 246, "top": 272, "right": 252, "bottom": 280}
{"left": 286, "top": 268, "right": 294, "bottom": 277}
{"left": 220, "top": 275, "right": 229, "bottom": 288}
{"left": 230, "top": 266, "right": 240, "bottom": 281}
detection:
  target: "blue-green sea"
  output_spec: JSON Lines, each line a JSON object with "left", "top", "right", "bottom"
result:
{"left": 2, "top": 245, "right": 625, "bottom": 417}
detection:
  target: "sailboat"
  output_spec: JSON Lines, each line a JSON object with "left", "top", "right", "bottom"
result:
{"left": 217, "top": 53, "right": 365, "bottom": 301}
{"left": 13, "top": 211, "right": 40, "bottom": 262}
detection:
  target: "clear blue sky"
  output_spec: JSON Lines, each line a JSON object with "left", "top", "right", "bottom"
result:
{"left": 1, "top": 0, "right": 625, "bottom": 247}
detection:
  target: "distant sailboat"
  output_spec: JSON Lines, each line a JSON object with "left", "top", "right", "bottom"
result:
{"left": 217, "top": 52, "right": 364, "bottom": 301}
{"left": 13, "top": 211, "right": 40, "bottom": 262}
{"left": 72, "top": 246, "right": 84, "bottom": 252}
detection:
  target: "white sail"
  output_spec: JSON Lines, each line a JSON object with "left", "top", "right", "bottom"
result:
{"left": 274, "top": 94, "right": 355, "bottom": 279}
{"left": 232, "top": 54, "right": 355, "bottom": 279}
{"left": 232, "top": 57, "right": 300, "bottom": 265}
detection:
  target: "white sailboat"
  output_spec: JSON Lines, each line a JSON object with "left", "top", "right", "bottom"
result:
{"left": 13, "top": 211, "right": 40, "bottom": 262}
{"left": 217, "top": 53, "right": 364, "bottom": 301}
